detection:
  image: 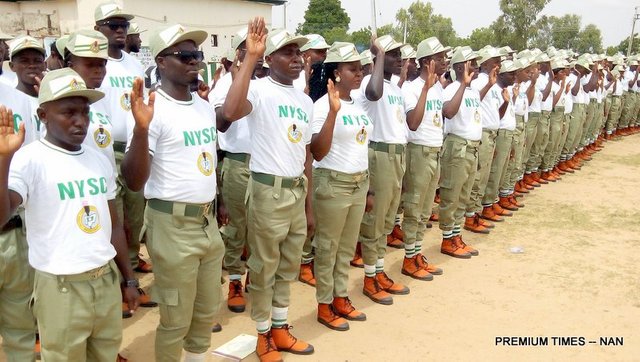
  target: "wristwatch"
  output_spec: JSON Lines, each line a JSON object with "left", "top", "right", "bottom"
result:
{"left": 123, "top": 279, "right": 139, "bottom": 288}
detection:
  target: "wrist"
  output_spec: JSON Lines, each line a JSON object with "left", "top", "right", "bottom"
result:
{"left": 122, "top": 279, "right": 139, "bottom": 288}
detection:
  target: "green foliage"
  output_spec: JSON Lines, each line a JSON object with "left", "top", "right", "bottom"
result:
{"left": 574, "top": 24, "right": 603, "bottom": 53}
{"left": 395, "top": 2, "right": 457, "bottom": 46}
{"left": 350, "top": 27, "right": 372, "bottom": 49}
{"left": 465, "top": 27, "right": 498, "bottom": 50}
{"left": 297, "top": 0, "right": 350, "bottom": 38}
{"left": 497, "top": 0, "right": 551, "bottom": 49}
{"left": 613, "top": 34, "right": 640, "bottom": 55}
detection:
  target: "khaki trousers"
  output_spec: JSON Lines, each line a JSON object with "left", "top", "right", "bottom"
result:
{"left": 483, "top": 129, "right": 513, "bottom": 204}
{"left": 312, "top": 168, "right": 368, "bottom": 304}
{"left": 581, "top": 100, "right": 597, "bottom": 146}
{"left": 359, "top": 144, "right": 405, "bottom": 265}
{"left": 508, "top": 116, "right": 527, "bottom": 187}
{"left": 564, "top": 103, "right": 585, "bottom": 155}
{"left": 541, "top": 107, "right": 564, "bottom": 170}
{"left": 144, "top": 202, "right": 224, "bottom": 361}
{"left": 33, "top": 261, "right": 121, "bottom": 362}
{"left": 221, "top": 155, "right": 250, "bottom": 276}
{"left": 115, "top": 148, "right": 145, "bottom": 268}
{"left": 401, "top": 143, "right": 440, "bottom": 244}
{"left": 466, "top": 129, "right": 497, "bottom": 214}
{"left": 606, "top": 96, "right": 623, "bottom": 132}
{"left": 524, "top": 112, "right": 540, "bottom": 172}
{"left": 0, "top": 220, "right": 36, "bottom": 362}
{"left": 438, "top": 134, "right": 479, "bottom": 231}
{"left": 556, "top": 112, "right": 570, "bottom": 163}
{"left": 246, "top": 175, "right": 307, "bottom": 322}
{"left": 618, "top": 92, "right": 635, "bottom": 128}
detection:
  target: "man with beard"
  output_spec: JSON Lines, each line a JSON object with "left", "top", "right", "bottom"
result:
{"left": 125, "top": 23, "right": 144, "bottom": 54}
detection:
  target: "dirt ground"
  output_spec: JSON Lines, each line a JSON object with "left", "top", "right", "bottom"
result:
{"left": 3, "top": 135, "right": 639, "bottom": 361}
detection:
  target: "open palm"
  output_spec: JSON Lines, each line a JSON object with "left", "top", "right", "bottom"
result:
{"left": 0, "top": 106, "right": 24, "bottom": 155}
{"left": 130, "top": 78, "right": 155, "bottom": 131}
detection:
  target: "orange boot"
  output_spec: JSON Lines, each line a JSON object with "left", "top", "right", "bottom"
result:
{"left": 317, "top": 304, "right": 349, "bottom": 331}
{"left": 299, "top": 262, "right": 316, "bottom": 286}
{"left": 363, "top": 275, "right": 393, "bottom": 305}
{"left": 453, "top": 235, "right": 479, "bottom": 256}
{"left": 333, "top": 296, "right": 367, "bottom": 321}
{"left": 375, "top": 271, "right": 410, "bottom": 294}
{"left": 401, "top": 255, "right": 434, "bottom": 280}
{"left": 271, "top": 324, "right": 314, "bottom": 355}
{"left": 391, "top": 224, "right": 404, "bottom": 241}
{"left": 256, "top": 330, "right": 283, "bottom": 362}
{"left": 464, "top": 215, "right": 490, "bottom": 234}
{"left": 386, "top": 234, "right": 403, "bottom": 249}
{"left": 481, "top": 205, "right": 504, "bottom": 222}
{"left": 441, "top": 237, "right": 472, "bottom": 258}
{"left": 227, "top": 280, "right": 246, "bottom": 313}
{"left": 350, "top": 242, "right": 364, "bottom": 268}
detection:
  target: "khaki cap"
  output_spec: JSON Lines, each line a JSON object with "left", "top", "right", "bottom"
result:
{"left": 324, "top": 42, "right": 361, "bottom": 63}
{"left": 94, "top": 2, "right": 134, "bottom": 22}
{"left": 535, "top": 53, "right": 551, "bottom": 63}
{"left": 375, "top": 35, "right": 403, "bottom": 54}
{"left": 66, "top": 30, "right": 109, "bottom": 60}
{"left": 300, "top": 34, "right": 329, "bottom": 52}
{"left": 265, "top": 29, "right": 308, "bottom": 56}
{"left": 477, "top": 46, "right": 501, "bottom": 65}
{"left": 499, "top": 46, "right": 515, "bottom": 56}
{"left": 360, "top": 49, "right": 373, "bottom": 66}
{"left": 629, "top": 60, "right": 639, "bottom": 66}
{"left": 9, "top": 36, "right": 46, "bottom": 61}
{"left": 128, "top": 22, "right": 145, "bottom": 35}
{"left": 450, "top": 46, "right": 479, "bottom": 65}
{"left": 575, "top": 58, "right": 592, "bottom": 71}
{"left": 149, "top": 24, "right": 208, "bottom": 58}
{"left": 416, "top": 37, "right": 450, "bottom": 60}
{"left": 55, "top": 35, "right": 70, "bottom": 57}
{"left": 499, "top": 60, "right": 518, "bottom": 74}
{"left": 514, "top": 58, "right": 530, "bottom": 70}
{"left": 400, "top": 44, "right": 416, "bottom": 59}
{"left": 38, "top": 68, "right": 104, "bottom": 105}
{"left": 231, "top": 28, "right": 248, "bottom": 50}
{"left": 551, "top": 58, "right": 568, "bottom": 70}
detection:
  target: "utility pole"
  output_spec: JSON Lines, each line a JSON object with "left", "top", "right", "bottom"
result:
{"left": 371, "top": 0, "right": 378, "bottom": 37}
{"left": 628, "top": 6, "right": 640, "bottom": 56}
{"left": 283, "top": 1, "right": 288, "bottom": 31}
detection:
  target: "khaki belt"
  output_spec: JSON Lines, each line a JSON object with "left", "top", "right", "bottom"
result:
{"left": 40, "top": 264, "right": 112, "bottom": 282}
{"left": 226, "top": 152, "right": 250, "bottom": 163}
{"left": 315, "top": 168, "right": 368, "bottom": 183}
{"left": 251, "top": 172, "right": 304, "bottom": 188}
{"left": 113, "top": 141, "right": 126, "bottom": 153}
{"left": 369, "top": 141, "right": 405, "bottom": 154}
{"left": 445, "top": 134, "right": 481, "bottom": 149}
{"left": 148, "top": 198, "right": 213, "bottom": 218}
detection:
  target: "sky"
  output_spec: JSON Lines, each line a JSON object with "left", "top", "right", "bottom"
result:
{"left": 271, "top": 0, "right": 636, "bottom": 47}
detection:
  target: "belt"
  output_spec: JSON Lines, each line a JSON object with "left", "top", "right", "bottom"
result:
{"left": 315, "top": 168, "right": 368, "bottom": 183}
{"left": 369, "top": 141, "right": 405, "bottom": 154}
{"left": 445, "top": 134, "right": 481, "bottom": 149}
{"left": 1, "top": 215, "right": 22, "bottom": 233}
{"left": 407, "top": 142, "right": 441, "bottom": 152}
{"left": 251, "top": 172, "right": 304, "bottom": 188}
{"left": 113, "top": 141, "right": 126, "bottom": 153}
{"left": 40, "top": 263, "right": 112, "bottom": 282}
{"left": 148, "top": 198, "right": 213, "bottom": 218}
{"left": 226, "top": 152, "right": 250, "bottom": 163}
{"left": 589, "top": 99, "right": 597, "bottom": 104}
{"left": 612, "top": 95, "right": 622, "bottom": 98}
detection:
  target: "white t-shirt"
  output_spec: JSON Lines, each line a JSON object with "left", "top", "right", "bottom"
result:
{"left": 101, "top": 52, "right": 145, "bottom": 143}
{"left": 311, "top": 94, "right": 372, "bottom": 173}
{"left": 128, "top": 89, "right": 218, "bottom": 203}
{"left": 563, "top": 79, "right": 574, "bottom": 114}
{"left": 539, "top": 73, "right": 554, "bottom": 111}
{"left": 442, "top": 81, "right": 482, "bottom": 141}
{"left": 515, "top": 82, "right": 529, "bottom": 119}
{"left": 529, "top": 78, "right": 543, "bottom": 113}
{"left": 0, "top": 66, "right": 18, "bottom": 87}
{"left": 354, "top": 75, "right": 407, "bottom": 144}
{"left": 246, "top": 77, "right": 313, "bottom": 177}
{"left": 293, "top": 70, "right": 306, "bottom": 92}
{"left": 499, "top": 85, "right": 516, "bottom": 130}
{"left": 470, "top": 73, "right": 501, "bottom": 130}
{"left": 570, "top": 73, "right": 587, "bottom": 104}
{"left": 22, "top": 94, "right": 45, "bottom": 140}
{"left": 0, "top": 83, "right": 36, "bottom": 146}
{"left": 612, "top": 78, "right": 623, "bottom": 96}
{"left": 8, "top": 139, "right": 117, "bottom": 274}
{"left": 210, "top": 72, "right": 251, "bottom": 154}
{"left": 85, "top": 97, "right": 117, "bottom": 174}
{"left": 402, "top": 77, "right": 444, "bottom": 147}
{"left": 623, "top": 70, "right": 633, "bottom": 92}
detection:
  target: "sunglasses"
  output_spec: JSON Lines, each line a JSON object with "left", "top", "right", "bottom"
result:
{"left": 99, "top": 20, "right": 130, "bottom": 31}
{"left": 159, "top": 50, "right": 204, "bottom": 63}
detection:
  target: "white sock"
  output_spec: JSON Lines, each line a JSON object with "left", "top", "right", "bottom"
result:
{"left": 395, "top": 214, "right": 402, "bottom": 226}
{"left": 184, "top": 351, "right": 206, "bottom": 362}
{"left": 229, "top": 274, "right": 242, "bottom": 281}
{"left": 375, "top": 258, "right": 384, "bottom": 273}
{"left": 256, "top": 320, "right": 270, "bottom": 334}
{"left": 364, "top": 264, "right": 376, "bottom": 277}
{"left": 404, "top": 243, "right": 416, "bottom": 258}
{"left": 271, "top": 306, "right": 288, "bottom": 328}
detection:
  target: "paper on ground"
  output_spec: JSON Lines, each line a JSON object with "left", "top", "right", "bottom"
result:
{"left": 212, "top": 334, "right": 257, "bottom": 361}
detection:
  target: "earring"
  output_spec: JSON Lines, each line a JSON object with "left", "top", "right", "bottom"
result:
{"left": 335, "top": 76, "right": 341, "bottom": 83}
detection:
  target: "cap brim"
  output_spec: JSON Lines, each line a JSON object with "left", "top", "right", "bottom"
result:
{"left": 102, "top": 14, "right": 135, "bottom": 21}
{"left": 42, "top": 89, "right": 105, "bottom": 106}
{"left": 267, "top": 36, "right": 308, "bottom": 56}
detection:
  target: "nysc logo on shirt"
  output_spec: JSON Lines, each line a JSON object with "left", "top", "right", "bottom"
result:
{"left": 355, "top": 127, "right": 367, "bottom": 145}
{"left": 94, "top": 125, "right": 112, "bottom": 148}
{"left": 197, "top": 149, "right": 214, "bottom": 176}
{"left": 278, "top": 105, "right": 308, "bottom": 143}
{"left": 77, "top": 201, "right": 101, "bottom": 234}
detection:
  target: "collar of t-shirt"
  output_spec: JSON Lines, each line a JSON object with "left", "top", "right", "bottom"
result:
{"left": 156, "top": 88, "right": 195, "bottom": 105}
{"left": 40, "top": 138, "right": 84, "bottom": 155}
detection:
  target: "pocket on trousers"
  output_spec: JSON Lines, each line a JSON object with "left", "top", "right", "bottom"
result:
{"left": 221, "top": 224, "right": 238, "bottom": 240}
{"left": 314, "top": 176, "right": 334, "bottom": 200}
{"left": 154, "top": 288, "right": 179, "bottom": 307}
{"left": 246, "top": 254, "right": 263, "bottom": 274}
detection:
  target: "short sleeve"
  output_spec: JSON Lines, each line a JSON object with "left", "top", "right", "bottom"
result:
{"left": 443, "top": 82, "right": 458, "bottom": 102}
{"left": 210, "top": 73, "right": 232, "bottom": 108}
{"left": 311, "top": 95, "right": 330, "bottom": 134}
{"left": 246, "top": 80, "right": 261, "bottom": 117}
{"left": 8, "top": 149, "right": 30, "bottom": 205}
{"left": 126, "top": 111, "right": 160, "bottom": 155}
{"left": 304, "top": 101, "right": 313, "bottom": 145}
{"left": 402, "top": 83, "right": 418, "bottom": 113}
{"left": 105, "top": 160, "right": 117, "bottom": 200}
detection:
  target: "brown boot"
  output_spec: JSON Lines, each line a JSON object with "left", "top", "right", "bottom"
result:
{"left": 415, "top": 253, "right": 443, "bottom": 275}
{"left": 333, "top": 296, "right": 367, "bottom": 321}
{"left": 552, "top": 166, "right": 565, "bottom": 176}
{"left": 524, "top": 173, "right": 541, "bottom": 187}
{"left": 350, "top": 242, "right": 364, "bottom": 268}
{"left": 532, "top": 172, "right": 548, "bottom": 184}
{"left": 558, "top": 161, "right": 574, "bottom": 173}
{"left": 477, "top": 216, "right": 495, "bottom": 229}
{"left": 317, "top": 304, "right": 349, "bottom": 331}
{"left": 401, "top": 255, "right": 434, "bottom": 280}
{"left": 363, "top": 275, "right": 393, "bottom": 305}
{"left": 429, "top": 213, "right": 439, "bottom": 222}
{"left": 493, "top": 202, "right": 513, "bottom": 217}
{"left": 440, "top": 237, "right": 472, "bottom": 259}
{"left": 481, "top": 205, "right": 504, "bottom": 222}
{"left": 256, "top": 330, "right": 283, "bottom": 362}
{"left": 508, "top": 195, "right": 524, "bottom": 208}
{"left": 453, "top": 235, "right": 479, "bottom": 256}
{"left": 386, "top": 234, "right": 403, "bottom": 249}
{"left": 227, "top": 280, "right": 246, "bottom": 313}
{"left": 391, "top": 224, "right": 404, "bottom": 241}
{"left": 299, "top": 262, "right": 316, "bottom": 286}
{"left": 271, "top": 325, "right": 314, "bottom": 355}
{"left": 375, "top": 271, "right": 410, "bottom": 294}
{"left": 499, "top": 196, "right": 518, "bottom": 211}
{"left": 540, "top": 171, "right": 557, "bottom": 182}
{"left": 514, "top": 180, "right": 530, "bottom": 194}
{"left": 464, "top": 215, "right": 490, "bottom": 234}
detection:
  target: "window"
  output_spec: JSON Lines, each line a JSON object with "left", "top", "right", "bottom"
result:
{"left": 211, "top": 34, "right": 218, "bottom": 47}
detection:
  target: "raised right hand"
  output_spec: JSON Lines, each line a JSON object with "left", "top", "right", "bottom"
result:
{"left": 0, "top": 106, "right": 24, "bottom": 156}
{"left": 370, "top": 35, "right": 385, "bottom": 58}
{"left": 462, "top": 61, "right": 473, "bottom": 86}
{"left": 246, "top": 17, "right": 267, "bottom": 58}
{"left": 327, "top": 79, "right": 341, "bottom": 113}
{"left": 131, "top": 78, "right": 155, "bottom": 131}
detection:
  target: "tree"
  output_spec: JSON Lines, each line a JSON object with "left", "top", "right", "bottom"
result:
{"left": 297, "top": 0, "right": 350, "bottom": 39}
{"left": 575, "top": 24, "right": 603, "bottom": 53}
{"left": 549, "top": 14, "right": 581, "bottom": 49}
{"left": 613, "top": 34, "right": 640, "bottom": 55}
{"left": 394, "top": 1, "right": 458, "bottom": 46}
{"left": 530, "top": 15, "right": 553, "bottom": 50}
{"left": 497, "top": 0, "right": 551, "bottom": 49}
{"left": 466, "top": 27, "right": 497, "bottom": 50}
